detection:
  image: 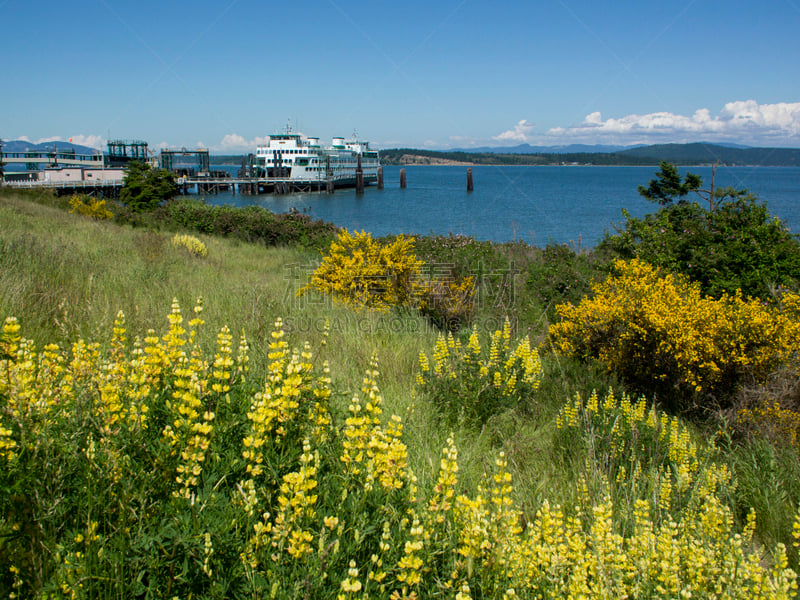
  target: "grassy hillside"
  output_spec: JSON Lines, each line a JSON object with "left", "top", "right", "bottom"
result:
{"left": 2, "top": 189, "right": 800, "bottom": 598}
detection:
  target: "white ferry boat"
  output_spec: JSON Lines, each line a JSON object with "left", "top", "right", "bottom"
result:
{"left": 254, "top": 131, "right": 380, "bottom": 187}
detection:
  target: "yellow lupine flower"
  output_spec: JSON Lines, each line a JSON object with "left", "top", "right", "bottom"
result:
{"left": 171, "top": 233, "right": 207, "bottom": 257}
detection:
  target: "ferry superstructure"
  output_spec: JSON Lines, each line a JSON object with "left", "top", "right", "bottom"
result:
{"left": 254, "top": 132, "right": 380, "bottom": 187}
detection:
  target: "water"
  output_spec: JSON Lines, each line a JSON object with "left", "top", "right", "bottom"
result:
{"left": 200, "top": 165, "right": 800, "bottom": 248}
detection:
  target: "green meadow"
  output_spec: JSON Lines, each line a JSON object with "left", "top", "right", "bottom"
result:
{"left": 2, "top": 187, "right": 800, "bottom": 599}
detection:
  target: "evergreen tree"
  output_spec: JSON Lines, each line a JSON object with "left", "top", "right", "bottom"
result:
{"left": 119, "top": 161, "right": 177, "bottom": 211}
{"left": 637, "top": 160, "right": 702, "bottom": 206}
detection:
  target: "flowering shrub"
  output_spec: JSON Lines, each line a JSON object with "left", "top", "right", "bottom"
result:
{"left": 416, "top": 318, "right": 543, "bottom": 425}
{"left": 2, "top": 303, "right": 800, "bottom": 598}
{"left": 68, "top": 193, "right": 113, "bottom": 220}
{"left": 549, "top": 258, "right": 800, "bottom": 411}
{"left": 736, "top": 398, "right": 800, "bottom": 448}
{"left": 171, "top": 233, "right": 208, "bottom": 257}
{"left": 302, "top": 229, "right": 424, "bottom": 310}
{"left": 305, "top": 230, "right": 484, "bottom": 331}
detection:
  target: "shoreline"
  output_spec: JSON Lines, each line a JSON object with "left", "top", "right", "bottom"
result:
{"left": 383, "top": 162, "right": 800, "bottom": 168}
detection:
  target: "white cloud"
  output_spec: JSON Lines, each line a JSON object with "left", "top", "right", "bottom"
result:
{"left": 214, "top": 133, "right": 271, "bottom": 153}
{"left": 545, "top": 101, "right": 800, "bottom": 145}
{"left": 493, "top": 119, "right": 535, "bottom": 143}
{"left": 67, "top": 134, "right": 106, "bottom": 150}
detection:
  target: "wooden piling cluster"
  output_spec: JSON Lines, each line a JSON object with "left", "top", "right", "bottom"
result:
{"left": 238, "top": 181, "right": 259, "bottom": 195}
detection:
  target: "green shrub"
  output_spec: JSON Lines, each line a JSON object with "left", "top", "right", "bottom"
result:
{"left": 525, "top": 244, "right": 610, "bottom": 322}
{"left": 112, "top": 198, "right": 337, "bottom": 250}
{"left": 413, "top": 234, "right": 515, "bottom": 317}
{"left": 601, "top": 163, "right": 800, "bottom": 299}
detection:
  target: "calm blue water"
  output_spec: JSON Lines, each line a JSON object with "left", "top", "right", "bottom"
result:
{"left": 201, "top": 165, "right": 800, "bottom": 248}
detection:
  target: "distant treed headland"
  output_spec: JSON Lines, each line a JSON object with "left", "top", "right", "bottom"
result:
{"left": 6, "top": 140, "right": 799, "bottom": 167}
{"left": 377, "top": 143, "right": 800, "bottom": 167}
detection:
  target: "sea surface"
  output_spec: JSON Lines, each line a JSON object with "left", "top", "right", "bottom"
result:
{"left": 200, "top": 165, "right": 800, "bottom": 248}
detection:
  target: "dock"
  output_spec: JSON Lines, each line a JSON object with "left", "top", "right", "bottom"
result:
{"left": 3, "top": 179, "right": 125, "bottom": 196}
{"left": 2, "top": 174, "right": 377, "bottom": 196}
{"left": 182, "top": 174, "right": 377, "bottom": 195}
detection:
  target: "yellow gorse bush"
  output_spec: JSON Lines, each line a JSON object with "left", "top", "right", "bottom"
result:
{"left": 737, "top": 397, "right": 800, "bottom": 449}
{"left": 68, "top": 193, "right": 113, "bottom": 220}
{"left": 549, "top": 258, "right": 800, "bottom": 409}
{"left": 171, "top": 233, "right": 208, "bottom": 258}
{"left": 2, "top": 302, "right": 800, "bottom": 598}
{"left": 301, "top": 229, "right": 424, "bottom": 311}
{"left": 302, "top": 229, "right": 478, "bottom": 329}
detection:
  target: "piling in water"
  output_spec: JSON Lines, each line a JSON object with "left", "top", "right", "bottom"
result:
{"left": 400, "top": 168, "right": 407, "bottom": 189}
{"left": 356, "top": 154, "right": 364, "bottom": 194}
{"left": 467, "top": 167, "right": 473, "bottom": 192}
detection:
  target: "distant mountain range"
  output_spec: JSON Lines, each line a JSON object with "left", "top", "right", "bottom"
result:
{"left": 380, "top": 142, "right": 800, "bottom": 167}
{"left": 451, "top": 143, "right": 637, "bottom": 154}
{"left": 2, "top": 140, "right": 102, "bottom": 155}
{"left": 450, "top": 141, "right": 754, "bottom": 154}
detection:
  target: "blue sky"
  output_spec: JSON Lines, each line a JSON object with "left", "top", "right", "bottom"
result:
{"left": 2, "top": 0, "right": 800, "bottom": 151}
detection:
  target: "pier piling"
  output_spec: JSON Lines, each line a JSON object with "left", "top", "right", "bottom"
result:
{"left": 377, "top": 166, "right": 384, "bottom": 189}
{"left": 467, "top": 167, "right": 473, "bottom": 192}
{"left": 400, "top": 168, "right": 407, "bottom": 189}
{"left": 356, "top": 154, "right": 364, "bottom": 194}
